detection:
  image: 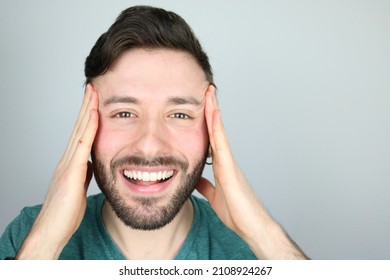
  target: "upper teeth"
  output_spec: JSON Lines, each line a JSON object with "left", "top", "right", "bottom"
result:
{"left": 124, "top": 170, "right": 174, "bottom": 181}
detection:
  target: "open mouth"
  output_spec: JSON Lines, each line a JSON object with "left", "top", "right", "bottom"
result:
{"left": 123, "top": 169, "right": 175, "bottom": 184}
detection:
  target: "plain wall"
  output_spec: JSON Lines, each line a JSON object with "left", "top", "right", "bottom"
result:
{"left": 0, "top": 0, "right": 389, "bottom": 259}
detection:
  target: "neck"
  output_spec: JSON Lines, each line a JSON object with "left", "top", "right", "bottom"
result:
{"left": 102, "top": 198, "right": 194, "bottom": 260}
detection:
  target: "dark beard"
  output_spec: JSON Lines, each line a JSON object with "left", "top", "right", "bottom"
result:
{"left": 91, "top": 152, "right": 207, "bottom": 230}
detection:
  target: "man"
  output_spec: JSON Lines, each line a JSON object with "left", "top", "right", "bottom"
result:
{"left": 0, "top": 5, "right": 308, "bottom": 260}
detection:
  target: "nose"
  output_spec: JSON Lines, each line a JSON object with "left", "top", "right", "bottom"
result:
{"left": 132, "top": 117, "right": 170, "bottom": 158}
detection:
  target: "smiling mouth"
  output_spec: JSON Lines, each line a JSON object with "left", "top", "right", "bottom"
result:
{"left": 123, "top": 169, "right": 174, "bottom": 184}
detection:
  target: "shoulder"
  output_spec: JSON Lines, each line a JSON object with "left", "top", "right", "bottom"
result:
{"left": 60, "top": 192, "right": 118, "bottom": 259}
{"left": 19, "top": 204, "right": 42, "bottom": 220}
{"left": 190, "top": 195, "right": 233, "bottom": 236}
{"left": 8, "top": 203, "right": 42, "bottom": 230}
{"left": 8, "top": 193, "right": 103, "bottom": 226}
{"left": 0, "top": 203, "right": 42, "bottom": 259}
{"left": 4, "top": 193, "right": 103, "bottom": 227}
{"left": 0, "top": 193, "right": 105, "bottom": 259}
{"left": 189, "top": 195, "right": 257, "bottom": 260}
{"left": 85, "top": 192, "right": 105, "bottom": 213}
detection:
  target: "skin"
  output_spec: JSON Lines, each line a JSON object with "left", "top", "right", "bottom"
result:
{"left": 16, "top": 48, "right": 308, "bottom": 260}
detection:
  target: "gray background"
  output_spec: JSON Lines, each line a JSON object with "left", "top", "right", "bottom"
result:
{"left": 1, "top": 0, "right": 389, "bottom": 259}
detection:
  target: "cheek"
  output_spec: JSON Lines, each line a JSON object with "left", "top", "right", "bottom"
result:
{"left": 170, "top": 122, "right": 209, "bottom": 160}
{"left": 93, "top": 121, "right": 129, "bottom": 159}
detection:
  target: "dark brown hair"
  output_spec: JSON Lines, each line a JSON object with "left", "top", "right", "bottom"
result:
{"left": 84, "top": 5, "right": 213, "bottom": 84}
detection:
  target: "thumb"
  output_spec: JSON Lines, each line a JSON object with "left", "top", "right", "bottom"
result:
{"left": 196, "top": 177, "right": 215, "bottom": 202}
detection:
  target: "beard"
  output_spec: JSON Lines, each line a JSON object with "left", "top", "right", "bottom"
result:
{"left": 91, "top": 151, "right": 207, "bottom": 231}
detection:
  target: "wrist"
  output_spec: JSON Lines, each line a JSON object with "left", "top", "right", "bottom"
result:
{"left": 243, "top": 217, "right": 280, "bottom": 258}
{"left": 244, "top": 220, "right": 308, "bottom": 260}
{"left": 16, "top": 220, "right": 68, "bottom": 260}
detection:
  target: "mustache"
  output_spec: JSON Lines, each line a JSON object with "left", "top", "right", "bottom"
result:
{"left": 111, "top": 155, "right": 189, "bottom": 171}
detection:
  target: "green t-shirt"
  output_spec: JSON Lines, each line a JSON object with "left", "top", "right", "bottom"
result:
{"left": 0, "top": 193, "right": 257, "bottom": 260}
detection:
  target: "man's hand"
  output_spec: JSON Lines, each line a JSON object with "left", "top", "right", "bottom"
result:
{"left": 16, "top": 84, "right": 99, "bottom": 259}
{"left": 196, "top": 85, "right": 308, "bottom": 260}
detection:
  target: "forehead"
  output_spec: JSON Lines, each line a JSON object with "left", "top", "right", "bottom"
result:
{"left": 93, "top": 48, "right": 208, "bottom": 101}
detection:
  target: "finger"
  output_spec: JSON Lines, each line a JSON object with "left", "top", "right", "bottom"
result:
{"left": 204, "top": 86, "right": 235, "bottom": 172}
{"left": 205, "top": 85, "right": 217, "bottom": 149}
{"left": 204, "top": 85, "right": 232, "bottom": 156}
{"left": 209, "top": 106, "right": 239, "bottom": 181}
{"left": 211, "top": 86, "right": 219, "bottom": 109}
{"left": 63, "top": 84, "right": 94, "bottom": 156}
{"left": 69, "top": 108, "right": 99, "bottom": 169}
{"left": 196, "top": 177, "right": 215, "bottom": 202}
{"left": 212, "top": 109, "right": 232, "bottom": 155}
{"left": 66, "top": 89, "right": 99, "bottom": 164}
{"left": 74, "top": 84, "right": 94, "bottom": 133}
{"left": 66, "top": 84, "right": 93, "bottom": 149}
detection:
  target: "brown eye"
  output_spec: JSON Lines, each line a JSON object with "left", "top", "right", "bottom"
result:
{"left": 115, "top": 112, "right": 134, "bottom": 118}
{"left": 171, "top": 113, "right": 190, "bottom": 119}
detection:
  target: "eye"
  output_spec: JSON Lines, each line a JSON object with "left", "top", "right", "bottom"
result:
{"left": 170, "top": 113, "right": 191, "bottom": 119}
{"left": 113, "top": 112, "right": 136, "bottom": 119}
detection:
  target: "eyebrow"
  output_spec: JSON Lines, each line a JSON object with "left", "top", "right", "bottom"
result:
{"left": 103, "top": 96, "right": 138, "bottom": 106}
{"left": 167, "top": 97, "right": 202, "bottom": 106}
{"left": 102, "top": 95, "right": 202, "bottom": 107}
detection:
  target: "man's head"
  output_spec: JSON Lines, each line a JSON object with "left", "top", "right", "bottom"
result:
{"left": 85, "top": 6, "right": 212, "bottom": 230}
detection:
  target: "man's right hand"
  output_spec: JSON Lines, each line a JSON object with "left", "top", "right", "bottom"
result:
{"left": 16, "top": 84, "right": 99, "bottom": 259}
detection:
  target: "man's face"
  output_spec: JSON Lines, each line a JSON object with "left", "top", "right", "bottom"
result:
{"left": 92, "top": 48, "right": 209, "bottom": 230}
